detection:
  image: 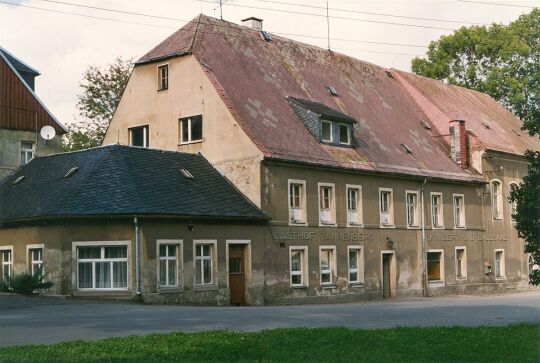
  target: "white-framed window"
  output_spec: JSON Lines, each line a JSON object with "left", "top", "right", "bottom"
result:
{"left": 453, "top": 194, "right": 465, "bottom": 229}
{"left": 179, "top": 115, "right": 203, "bottom": 144}
{"left": 379, "top": 188, "right": 394, "bottom": 227}
{"left": 427, "top": 249, "right": 444, "bottom": 283}
{"left": 406, "top": 191, "right": 420, "bottom": 228}
{"left": 21, "top": 141, "right": 35, "bottom": 165}
{"left": 346, "top": 185, "right": 363, "bottom": 226}
{"left": 157, "top": 240, "right": 182, "bottom": 288}
{"left": 494, "top": 249, "right": 505, "bottom": 279}
{"left": 0, "top": 246, "right": 13, "bottom": 285}
{"left": 338, "top": 123, "right": 351, "bottom": 145}
{"left": 289, "top": 246, "right": 308, "bottom": 287}
{"left": 319, "top": 246, "right": 336, "bottom": 285}
{"left": 321, "top": 120, "right": 333, "bottom": 142}
{"left": 318, "top": 183, "right": 336, "bottom": 226}
{"left": 158, "top": 64, "right": 168, "bottom": 90}
{"left": 455, "top": 246, "right": 467, "bottom": 280}
{"left": 129, "top": 125, "right": 149, "bottom": 148}
{"left": 76, "top": 244, "right": 129, "bottom": 290}
{"left": 194, "top": 241, "right": 216, "bottom": 286}
{"left": 490, "top": 180, "right": 503, "bottom": 221}
{"left": 29, "top": 248, "right": 43, "bottom": 277}
{"left": 288, "top": 179, "right": 307, "bottom": 225}
{"left": 348, "top": 246, "right": 364, "bottom": 284}
{"left": 431, "top": 192, "right": 444, "bottom": 229}
{"left": 509, "top": 182, "right": 519, "bottom": 223}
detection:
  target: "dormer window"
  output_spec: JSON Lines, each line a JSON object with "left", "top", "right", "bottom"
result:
{"left": 321, "top": 120, "right": 332, "bottom": 142}
{"left": 338, "top": 123, "right": 351, "bottom": 145}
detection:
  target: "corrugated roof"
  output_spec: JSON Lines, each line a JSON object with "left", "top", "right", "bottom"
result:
{"left": 136, "top": 15, "right": 484, "bottom": 183}
{"left": 0, "top": 144, "right": 267, "bottom": 223}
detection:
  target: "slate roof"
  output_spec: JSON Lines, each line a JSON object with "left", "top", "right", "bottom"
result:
{"left": 288, "top": 97, "right": 356, "bottom": 123}
{"left": 137, "top": 15, "right": 483, "bottom": 183}
{"left": 0, "top": 145, "right": 267, "bottom": 223}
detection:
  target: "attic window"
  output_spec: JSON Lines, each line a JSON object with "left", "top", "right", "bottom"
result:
{"left": 400, "top": 143, "right": 412, "bottom": 154}
{"left": 259, "top": 31, "right": 272, "bottom": 42}
{"left": 420, "top": 120, "right": 432, "bottom": 130}
{"left": 12, "top": 176, "right": 25, "bottom": 185}
{"left": 327, "top": 86, "right": 338, "bottom": 96}
{"left": 481, "top": 120, "right": 491, "bottom": 129}
{"left": 385, "top": 70, "right": 395, "bottom": 79}
{"left": 180, "top": 168, "right": 194, "bottom": 179}
{"left": 63, "top": 167, "right": 79, "bottom": 178}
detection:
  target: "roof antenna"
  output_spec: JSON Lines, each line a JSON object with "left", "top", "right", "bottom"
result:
{"left": 326, "top": 0, "right": 331, "bottom": 51}
{"left": 214, "top": 0, "right": 225, "bottom": 20}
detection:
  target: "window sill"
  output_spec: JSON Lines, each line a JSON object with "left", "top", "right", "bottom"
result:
{"left": 291, "top": 285, "right": 307, "bottom": 289}
{"left": 321, "top": 284, "right": 337, "bottom": 289}
{"left": 178, "top": 139, "right": 203, "bottom": 146}
{"left": 432, "top": 226, "right": 445, "bottom": 230}
{"left": 407, "top": 225, "right": 420, "bottom": 229}
{"left": 349, "top": 282, "right": 364, "bottom": 288}
{"left": 380, "top": 224, "right": 395, "bottom": 229}
{"left": 347, "top": 223, "right": 364, "bottom": 228}
{"left": 289, "top": 221, "right": 308, "bottom": 227}
{"left": 454, "top": 226, "right": 466, "bottom": 230}
{"left": 193, "top": 284, "right": 218, "bottom": 292}
{"left": 495, "top": 277, "right": 506, "bottom": 281}
{"left": 158, "top": 287, "right": 184, "bottom": 294}
{"left": 456, "top": 277, "right": 467, "bottom": 281}
{"left": 157, "top": 88, "right": 168, "bottom": 92}
{"left": 73, "top": 289, "right": 131, "bottom": 296}
{"left": 428, "top": 280, "right": 445, "bottom": 287}
{"left": 319, "top": 222, "right": 337, "bottom": 227}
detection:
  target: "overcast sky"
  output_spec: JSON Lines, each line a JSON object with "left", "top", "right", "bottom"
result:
{"left": 1, "top": 0, "right": 538, "bottom": 126}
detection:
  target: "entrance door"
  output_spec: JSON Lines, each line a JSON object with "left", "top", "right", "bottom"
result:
{"left": 228, "top": 244, "right": 246, "bottom": 305}
{"left": 382, "top": 254, "right": 391, "bottom": 298}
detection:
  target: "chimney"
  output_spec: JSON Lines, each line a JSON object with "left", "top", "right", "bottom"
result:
{"left": 242, "top": 17, "right": 263, "bottom": 31}
{"left": 449, "top": 120, "right": 468, "bottom": 168}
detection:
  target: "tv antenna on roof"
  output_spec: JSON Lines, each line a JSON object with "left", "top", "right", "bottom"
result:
{"left": 214, "top": 0, "right": 228, "bottom": 20}
{"left": 326, "top": 0, "right": 331, "bottom": 51}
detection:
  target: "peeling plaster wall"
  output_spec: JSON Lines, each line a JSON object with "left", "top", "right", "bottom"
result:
{"left": 103, "top": 55, "right": 264, "bottom": 206}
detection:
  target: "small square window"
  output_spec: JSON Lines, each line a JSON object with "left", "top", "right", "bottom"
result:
{"left": 158, "top": 64, "right": 168, "bottom": 91}
{"left": 321, "top": 120, "right": 332, "bottom": 142}
{"left": 179, "top": 115, "right": 203, "bottom": 144}
{"left": 129, "top": 125, "right": 149, "bottom": 148}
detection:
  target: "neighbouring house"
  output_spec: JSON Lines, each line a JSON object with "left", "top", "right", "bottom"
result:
{"left": 0, "top": 47, "right": 66, "bottom": 180}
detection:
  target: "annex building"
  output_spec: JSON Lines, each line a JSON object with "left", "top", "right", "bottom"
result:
{"left": 1, "top": 15, "right": 538, "bottom": 305}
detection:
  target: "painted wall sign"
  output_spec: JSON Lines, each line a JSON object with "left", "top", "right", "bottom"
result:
{"left": 272, "top": 230, "right": 374, "bottom": 242}
{"left": 429, "top": 233, "right": 508, "bottom": 242}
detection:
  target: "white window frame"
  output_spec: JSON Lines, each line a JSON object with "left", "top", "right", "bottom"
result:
{"left": 427, "top": 249, "right": 445, "bottom": 285}
{"left": 379, "top": 188, "right": 395, "bottom": 228}
{"left": 129, "top": 125, "right": 149, "bottom": 148}
{"left": 193, "top": 240, "right": 217, "bottom": 287}
{"left": 453, "top": 193, "right": 466, "bottom": 229}
{"left": 494, "top": 249, "right": 505, "bottom": 280}
{"left": 490, "top": 179, "right": 503, "bottom": 221}
{"left": 179, "top": 116, "right": 203, "bottom": 144}
{"left": 455, "top": 246, "right": 467, "bottom": 280}
{"left": 346, "top": 184, "right": 363, "bottom": 227}
{"left": 319, "top": 246, "right": 336, "bottom": 286}
{"left": 288, "top": 179, "right": 307, "bottom": 226}
{"left": 405, "top": 190, "right": 420, "bottom": 229}
{"left": 430, "top": 192, "right": 444, "bottom": 229}
{"left": 337, "top": 123, "right": 351, "bottom": 145}
{"left": 157, "top": 239, "right": 182, "bottom": 289}
{"left": 26, "top": 244, "right": 44, "bottom": 277}
{"left": 289, "top": 246, "right": 308, "bottom": 288}
{"left": 321, "top": 120, "right": 333, "bottom": 142}
{"left": 157, "top": 63, "right": 168, "bottom": 91}
{"left": 347, "top": 245, "right": 364, "bottom": 285}
{"left": 72, "top": 241, "right": 131, "bottom": 291}
{"left": 20, "top": 141, "right": 35, "bottom": 165}
{"left": 318, "top": 182, "right": 336, "bottom": 226}
{"left": 508, "top": 182, "right": 519, "bottom": 223}
{"left": 0, "top": 245, "right": 13, "bottom": 285}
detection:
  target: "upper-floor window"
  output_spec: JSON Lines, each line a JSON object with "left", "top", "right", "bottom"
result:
{"left": 406, "top": 191, "right": 419, "bottom": 228}
{"left": 491, "top": 180, "right": 503, "bottom": 220}
{"left": 179, "top": 115, "right": 203, "bottom": 144}
{"left": 431, "top": 193, "right": 444, "bottom": 229}
{"left": 509, "top": 182, "right": 518, "bottom": 222}
{"left": 453, "top": 194, "right": 465, "bottom": 228}
{"left": 289, "top": 179, "right": 306, "bottom": 225}
{"left": 338, "top": 123, "right": 351, "bottom": 145}
{"left": 321, "top": 120, "right": 332, "bottom": 142}
{"left": 379, "top": 188, "right": 394, "bottom": 227}
{"left": 158, "top": 64, "right": 168, "bottom": 91}
{"left": 346, "top": 185, "right": 362, "bottom": 226}
{"left": 320, "top": 120, "right": 352, "bottom": 146}
{"left": 129, "top": 125, "right": 149, "bottom": 148}
{"left": 21, "top": 141, "right": 34, "bottom": 165}
{"left": 318, "top": 183, "right": 336, "bottom": 226}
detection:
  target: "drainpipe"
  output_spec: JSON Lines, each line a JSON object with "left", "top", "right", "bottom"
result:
{"left": 134, "top": 216, "right": 141, "bottom": 295}
{"left": 420, "top": 179, "right": 429, "bottom": 297}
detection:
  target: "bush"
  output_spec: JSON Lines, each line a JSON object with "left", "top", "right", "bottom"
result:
{"left": 5, "top": 267, "right": 53, "bottom": 295}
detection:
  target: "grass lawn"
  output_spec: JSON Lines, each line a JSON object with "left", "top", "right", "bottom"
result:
{"left": 0, "top": 324, "right": 538, "bottom": 362}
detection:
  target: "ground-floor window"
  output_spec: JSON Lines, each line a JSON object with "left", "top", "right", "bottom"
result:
{"left": 348, "top": 246, "right": 363, "bottom": 284}
{"left": 194, "top": 242, "right": 215, "bottom": 286}
{"left": 158, "top": 241, "right": 181, "bottom": 287}
{"left": 77, "top": 245, "right": 128, "bottom": 290}
{"left": 290, "top": 246, "right": 308, "bottom": 287}
{"left": 427, "top": 250, "right": 444, "bottom": 282}
{"left": 455, "top": 247, "right": 467, "bottom": 280}
{"left": 494, "top": 249, "right": 505, "bottom": 279}
{"left": 29, "top": 247, "right": 43, "bottom": 277}
{"left": 319, "top": 246, "right": 336, "bottom": 285}
{"left": 1, "top": 248, "right": 12, "bottom": 285}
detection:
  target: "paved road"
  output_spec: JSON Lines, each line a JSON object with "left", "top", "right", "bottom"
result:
{"left": 1, "top": 291, "right": 539, "bottom": 347}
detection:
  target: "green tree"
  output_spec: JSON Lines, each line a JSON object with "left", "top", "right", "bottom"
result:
{"left": 412, "top": 10, "right": 540, "bottom": 285}
{"left": 63, "top": 57, "right": 132, "bottom": 151}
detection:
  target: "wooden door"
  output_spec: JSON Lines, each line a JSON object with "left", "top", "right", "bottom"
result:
{"left": 228, "top": 245, "right": 246, "bottom": 305}
{"left": 383, "top": 254, "right": 391, "bottom": 298}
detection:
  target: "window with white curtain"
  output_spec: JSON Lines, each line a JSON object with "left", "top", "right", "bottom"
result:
{"left": 77, "top": 246, "right": 128, "bottom": 290}
{"left": 195, "top": 243, "right": 213, "bottom": 285}
{"left": 29, "top": 248, "right": 43, "bottom": 277}
{"left": 159, "top": 243, "right": 179, "bottom": 287}
{"left": 1, "top": 249, "right": 12, "bottom": 285}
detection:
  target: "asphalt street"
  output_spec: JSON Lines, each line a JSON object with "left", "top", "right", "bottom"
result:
{"left": 0, "top": 291, "right": 539, "bottom": 347}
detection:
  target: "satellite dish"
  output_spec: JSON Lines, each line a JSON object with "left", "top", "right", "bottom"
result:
{"left": 40, "top": 125, "right": 56, "bottom": 141}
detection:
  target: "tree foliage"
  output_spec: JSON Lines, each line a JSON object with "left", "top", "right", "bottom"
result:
{"left": 63, "top": 57, "right": 132, "bottom": 152}
{"left": 412, "top": 10, "right": 540, "bottom": 285}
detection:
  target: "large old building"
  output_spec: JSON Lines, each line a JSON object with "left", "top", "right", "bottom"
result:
{"left": 0, "top": 47, "right": 66, "bottom": 180}
{"left": 1, "top": 15, "right": 538, "bottom": 305}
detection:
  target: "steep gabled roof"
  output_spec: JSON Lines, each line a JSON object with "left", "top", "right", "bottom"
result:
{"left": 0, "top": 144, "right": 267, "bottom": 223}
{"left": 137, "top": 15, "right": 483, "bottom": 183}
{"left": 0, "top": 47, "right": 40, "bottom": 77}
